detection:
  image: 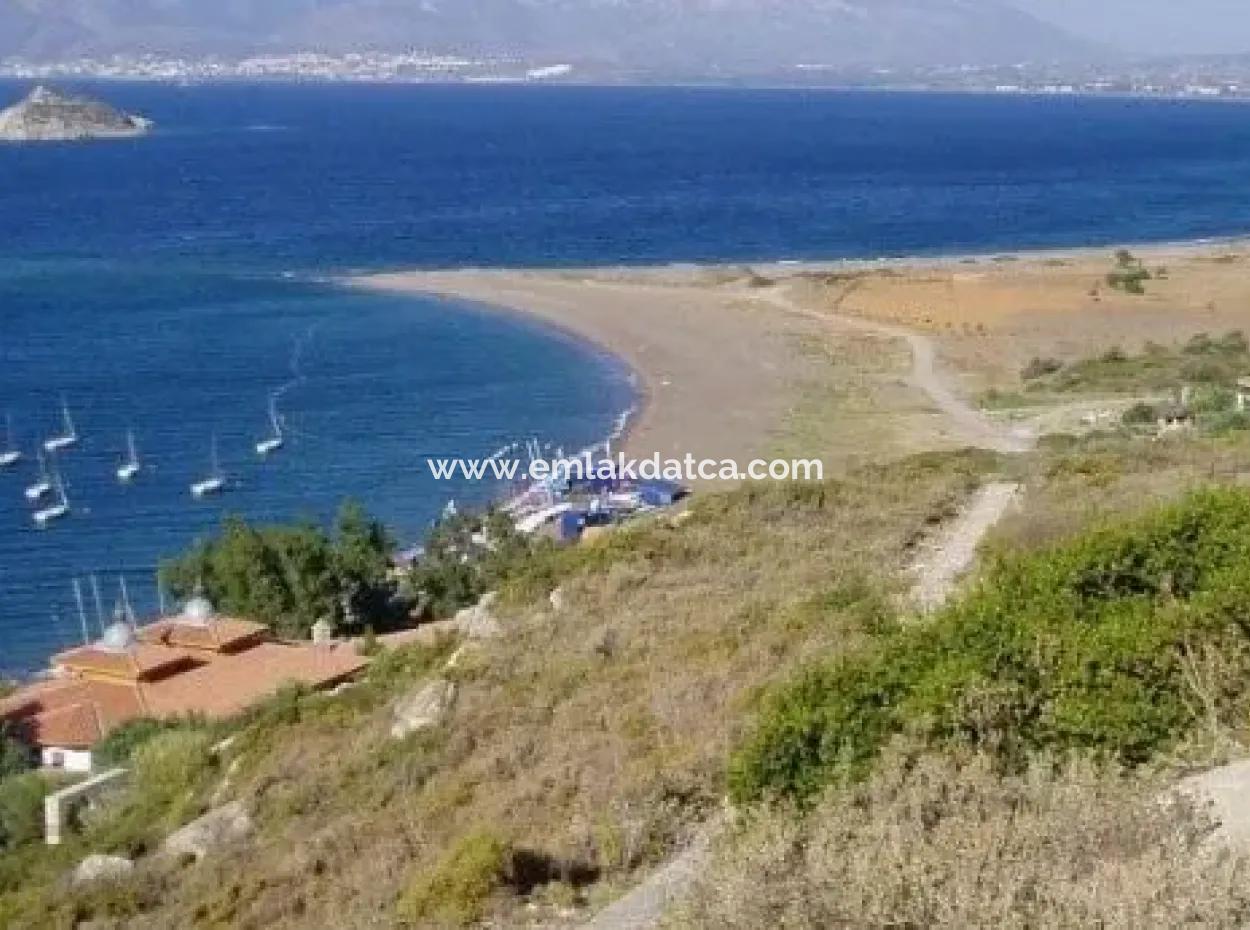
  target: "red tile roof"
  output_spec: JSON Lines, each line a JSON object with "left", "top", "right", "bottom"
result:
{"left": 52, "top": 643, "right": 198, "bottom": 682}
{"left": 0, "top": 678, "right": 145, "bottom": 749}
{"left": 1, "top": 641, "right": 368, "bottom": 749}
{"left": 138, "top": 617, "right": 269, "bottom": 654}
{"left": 142, "top": 643, "right": 368, "bottom": 719}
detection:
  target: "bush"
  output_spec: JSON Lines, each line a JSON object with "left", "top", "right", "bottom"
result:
{"left": 730, "top": 488, "right": 1250, "bottom": 805}
{"left": 397, "top": 830, "right": 511, "bottom": 927}
{"left": 82, "top": 728, "right": 217, "bottom": 857}
{"left": 93, "top": 717, "right": 204, "bottom": 768}
{"left": 0, "top": 724, "right": 33, "bottom": 779}
{"left": 0, "top": 774, "right": 48, "bottom": 851}
{"left": 1120, "top": 402, "right": 1157, "bottom": 426}
{"left": 677, "top": 751, "right": 1250, "bottom": 930}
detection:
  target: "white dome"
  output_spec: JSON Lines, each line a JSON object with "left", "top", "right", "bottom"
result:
{"left": 182, "top": 595, "right": 215, "bottom": 625}
{"left": 99, "top": 621, "right": 136, "bottom": 653}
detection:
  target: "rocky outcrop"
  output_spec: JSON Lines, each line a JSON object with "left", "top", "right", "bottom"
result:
{"left": 0, "top": 86, "right": 152, "bottom": 142}
{"left": 391, "top": 679, "right": 456, "bottom": 739}
{"left": 159, "top": 801, "right": 253, "bottom": 863}
{"left": 72, "top": 853, "right": 134, "bottom": 886}
{"left": 452, "top": 591, "right": 503, "bottom": 640}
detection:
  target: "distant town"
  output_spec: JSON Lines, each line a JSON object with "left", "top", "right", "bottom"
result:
{"left": 0, "top": 52, "right": 575, "bottom": 84}
{"left": 4, "top": 51, "right": 1250, "bottom": 98}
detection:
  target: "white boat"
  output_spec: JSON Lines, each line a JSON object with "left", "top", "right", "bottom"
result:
{"left": 255, "top": 401, "right": 284, "bottom": 456}
{"left": 43, "top": 399, "right": 78, "bottom": 453}
{"left": 33, "top": 470, "right": 69, "bottom": 526}
{"left": 116, "top": 430, "right": 140, "bottom": 483}
{"left": 190, "top": 435, "right": 225, "bottom": 498}
{"left": 0, "top": 414, "right": 21, "bottom": 467}
{"left": 24, "top": 449, "right": 52, "bottom": 501}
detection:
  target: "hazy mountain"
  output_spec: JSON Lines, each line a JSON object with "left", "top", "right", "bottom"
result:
{"left": 0, "top": 0, "right": 1097, "bottom": 71}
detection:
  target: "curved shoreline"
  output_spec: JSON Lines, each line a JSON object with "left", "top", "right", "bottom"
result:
{"left": 347, "top": 268, "right": 838, "bottom": 478}
{"left": 347, "top": 235, "right": 1250, "bottom": 477}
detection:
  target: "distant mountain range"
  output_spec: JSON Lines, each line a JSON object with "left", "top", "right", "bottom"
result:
{"left": 0, "top": 0, "right": 1100, "bottom": 72}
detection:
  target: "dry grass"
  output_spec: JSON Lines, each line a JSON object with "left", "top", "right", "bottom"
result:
{"left": 671, "top": 748, "right": 1250, "bottom": 930}
{"left": 14, "top": 451, "right": 995, "bottom": 930}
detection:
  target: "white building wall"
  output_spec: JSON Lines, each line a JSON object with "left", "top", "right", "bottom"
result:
{"left": 40, "top": 746, "right": 93, "bottom": 774}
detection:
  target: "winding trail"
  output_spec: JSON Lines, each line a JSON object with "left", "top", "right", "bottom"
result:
{"left": 578, "top": 821, "right": 720, "bottom": 930}
{"left": 750, "top": 284, "right": 1033, "bottom": 455}
{"left": 910, "top": 481, "right": 1021, "bottom": 613}
{"left": 574, "top": 281, "right": 1032, "bottom": 930}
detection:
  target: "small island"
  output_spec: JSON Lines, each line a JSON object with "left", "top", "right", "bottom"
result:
{"left": 0, "top": 86, "right": 152, "bottom": 142}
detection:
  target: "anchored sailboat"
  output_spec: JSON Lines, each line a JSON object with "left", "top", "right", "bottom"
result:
{"left": 32, "top": 468, "right": 69, "bottom": 526}
{"left": 0, "top": 414, "right": 21, "bottom": 467}
{"left": 43, "top": 398, "right": 77, "bottom": 453}
{"left": 190, "top": 435, "right": 225, "bottom": 498}
{"left": 255, "top": 400, "right": 284, "bottom": 457}
{"left": 24, "top": 449, "right": 52, "bottom": 501}
{"left": 116, "top": 430, "right": 141, "bottom": 483}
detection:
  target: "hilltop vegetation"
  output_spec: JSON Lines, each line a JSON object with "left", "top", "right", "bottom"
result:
{"left": 732, "top": 487, "right": 1250, "bottom": 804}
{"left": 0, "top": 450, "right": 992, "bottom": 928}
{"left": 10, "top": 428, "right": 1250, "bottom": 927}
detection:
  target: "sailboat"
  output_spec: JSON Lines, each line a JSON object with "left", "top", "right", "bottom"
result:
{"left": 190, "top": 435, "right": 225, "bottom": 498}
{"left": 116, "top": 430, "right": 140, "bottom": 482}
{"left": 0, "top": 414, "right": 21, "bottom": 467}
{"left": 24, "top": 449, "right": 52, "bottom": 501}
{"left": 32, "top": 468, "right": 69, "bottom": 526}
{"left": 43, "top": 398, "right": 78, "bottom": 453}
{"left": 255, "top": 401, "right": 284, "bottom": 456}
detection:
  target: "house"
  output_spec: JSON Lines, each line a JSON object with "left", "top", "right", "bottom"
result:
{"left": 0, "top": 596, "right": 368, "bottom": 773}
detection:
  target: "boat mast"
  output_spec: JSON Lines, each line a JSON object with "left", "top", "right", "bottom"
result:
{"left": 119, "top": 576, "right": 134, "bottom": 624}
{"left": 89, "top": 574, "right": 105, "bottom": 636}
{"left": 72, "top": 578, "right": 89, "bottom": 646}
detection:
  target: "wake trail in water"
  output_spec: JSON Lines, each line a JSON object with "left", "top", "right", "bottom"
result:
{"left": 268, "top": 321, "right": 323, "bottom": 440}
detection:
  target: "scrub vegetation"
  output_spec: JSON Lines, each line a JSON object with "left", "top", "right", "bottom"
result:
{"left": 7, "top": 429, "right": 1250, "bottom": 928}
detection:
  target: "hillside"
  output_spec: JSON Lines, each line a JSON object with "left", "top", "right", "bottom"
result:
{"left": 0, "top": 0, "right": 1094, "bottom": 72}
{"left": 10, "top": 259, "right": 1250, "bottom": 927}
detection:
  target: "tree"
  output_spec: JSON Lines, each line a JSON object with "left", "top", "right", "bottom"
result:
{"left": 332, "top": 501, "right": 395, "bottom": 631}
{"left": 160, "top": 501, "right": 399, "bottom": 640}
{"left": 406, "top": 507, "right": 532, "bottom": 620}
{"left": 0, "top": 723, "right": 33, "bottom": 780}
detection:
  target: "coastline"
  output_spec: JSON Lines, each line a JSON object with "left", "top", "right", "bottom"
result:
{"left": 349, "top": 268, "right": 846, "bottom": 480}
{"left": 349, "top": 234, "right": 1250, "bottom": 480}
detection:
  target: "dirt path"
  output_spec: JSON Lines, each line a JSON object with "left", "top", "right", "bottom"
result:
{"left": 909, "top": 481, "right": 1021, "bottom": 613}
{"left": 576, "top": 820, "right": 720, "bottom": 930}
{"left": 750, "top": 285, "right": 1033, "bottom": 455}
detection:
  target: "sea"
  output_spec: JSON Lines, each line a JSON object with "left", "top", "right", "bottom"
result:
{"left": 4, "top": 81, "right": 1250, "bottom": 675}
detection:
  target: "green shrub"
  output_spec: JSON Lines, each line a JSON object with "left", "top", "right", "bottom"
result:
{"left": 0, "top": 724, "right": 33, "bottom": 779}
{"left": 1121, "top": 402, "right": 1157, "bottom": 426}
{"left": 730, "top": 488, "right": 1250, "bottom": 805}
{"left": 1206, "top": 410, "right": 1250, "bottom": 436}
{"left": 0, "top": 774, "right": 49, "bottom": 851}
{"left": 93, "top": 717, "right": 205, "bottom": 768}
{"left": 397, "top": 830, "right": 511, "bottom": 927}
{"left": 83, "top": 728, "right": 217, "bottom": 857}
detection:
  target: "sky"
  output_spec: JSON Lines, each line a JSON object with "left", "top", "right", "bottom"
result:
{"left": 1014, "top": 0, "right": 1250, "bottom": 56}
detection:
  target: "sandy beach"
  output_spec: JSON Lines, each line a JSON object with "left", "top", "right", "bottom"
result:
{"left": 355, "top": 240, "right": 1250, "bottom": 478}
{"left": 355, "top": 268, "right": 881, "bottom": 476}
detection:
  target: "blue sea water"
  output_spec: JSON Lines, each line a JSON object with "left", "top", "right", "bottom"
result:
{"left": 4, "top": 81, "right": 1250, "bottom": 674}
